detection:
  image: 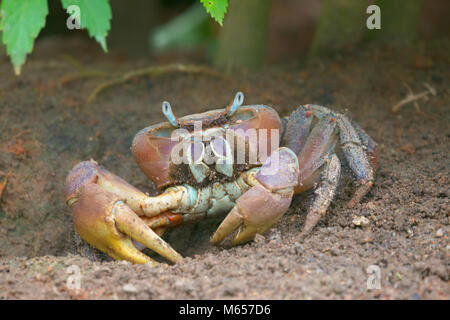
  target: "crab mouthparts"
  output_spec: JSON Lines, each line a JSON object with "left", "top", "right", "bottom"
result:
{"left": 183, "top": 136, "right": 234, "bottom": 183}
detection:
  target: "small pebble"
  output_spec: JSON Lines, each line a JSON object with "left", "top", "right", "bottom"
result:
{"left": 365, "top": 202, "right": 377, "bottom": 210}
{"left": 254, "top": 234, "right": 266, "bottom": 243}
{"left": 435, "top": 228, "right": 445, "bottom": 238}
{"left": 122, "top": 283, "right": 138, "bottom": 294}
{"left": 330, "top": 246, "right": 340, "bottom": 256}
{"left": 411, "top": 293, "right": 422, "bottom": 300}
{"left": 268, "top": 229, "right": 281, "bottom": 243}
{"left": 352, "top": 216, "right": 370, "bottom": 227}
{"left": 294, "top": 242, "right": 303, "bottom": 255}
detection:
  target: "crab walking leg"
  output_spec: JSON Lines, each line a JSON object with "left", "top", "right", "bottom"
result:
{"left": 337, "top": 115, "right": 375, "bottom": 207}
{"left": 295, "top": 114, "right": 338, "bottom": 193}
{"left": 299, "top": 154, "right": 341, "bottom": 237}
{"left": 350, "top": 119, "right": 378, "bottom": 172}
{"left": 306, "top": 105, "right": 376, "bottom": 206}
{"left": 281, "top": 106, "right": 313, "bottom": 155}
{"left": 211, "top": 148, "right": 299, "bottom": 246}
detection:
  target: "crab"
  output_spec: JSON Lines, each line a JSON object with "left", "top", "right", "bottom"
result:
{"left": 64, "top": 92, "right": 377, "bottom": 264}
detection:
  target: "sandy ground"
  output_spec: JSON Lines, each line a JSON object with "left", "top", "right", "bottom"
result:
{"left": 0, "top": 37, "right": 448, "bottom": 299}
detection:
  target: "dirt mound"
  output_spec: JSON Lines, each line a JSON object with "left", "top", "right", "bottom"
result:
{"left": 0, "top": 39, "right": 448, "bottom": 299}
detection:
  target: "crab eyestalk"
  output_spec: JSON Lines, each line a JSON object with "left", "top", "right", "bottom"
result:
{"left": 226, "top": 91, "right": 244, "bottom": 117}
{"left": 162, "top": 101, "right": 178, "bottom": 127}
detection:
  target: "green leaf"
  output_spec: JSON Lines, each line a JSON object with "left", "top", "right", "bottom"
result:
{"left": 0, "top": 0, "right": 49, "bottom": 75}
{"left": 61, "top": 0, "right": 112, "bottom": 52}
{"left": 201, "top": 0, "right": 228, "bottom": 26}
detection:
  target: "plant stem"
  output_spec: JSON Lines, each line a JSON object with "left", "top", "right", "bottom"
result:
{"left": 214, "top": 0, "right": 272, "bottom": 69}
{"left": 309, "top": 0, "right": 367, "bottom": 57}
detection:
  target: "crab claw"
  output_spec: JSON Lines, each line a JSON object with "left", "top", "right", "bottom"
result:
{"left": 65, "top": 161, "right": 183, "bottom": 265}
{"left": 210, "top": 148, "right": 299, "bottom": 246}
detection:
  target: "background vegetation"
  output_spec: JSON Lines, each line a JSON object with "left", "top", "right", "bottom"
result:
{"left": 0, "top": 0, "right": 448, "bottom": 73}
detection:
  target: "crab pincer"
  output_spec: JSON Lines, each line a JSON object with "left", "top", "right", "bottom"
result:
{"left": 210, "top": 148, "right": 299, "bottom": 245}
{"left": 64, "top": 160, "right": 183, "bottom": 264}
{"left": 65, "top": 92, "right": 377, "bottom": 264}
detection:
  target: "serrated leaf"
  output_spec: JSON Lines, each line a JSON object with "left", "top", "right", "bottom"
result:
{"left": 61, "top": 0, "right": 112, "bottom": 52}
{"left": 0, "top": 0, "right": 49, "bottom": 75}
{"left": 201, "top": 0, "right": 228, "bottom": 26}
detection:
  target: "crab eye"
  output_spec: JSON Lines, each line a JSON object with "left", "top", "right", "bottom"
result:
{"left": 162, "top": 101, "right": 178, "bottom": 127}
{"left": 228, "top": 91, "right": 244, "bottom": 117}
{"left": 210, "top": 136, "right": 231, "bottom": 160}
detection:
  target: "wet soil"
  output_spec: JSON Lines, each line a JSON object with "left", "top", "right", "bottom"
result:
{"left": 0, "top": 37, "right": 448, "bottom": 299}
